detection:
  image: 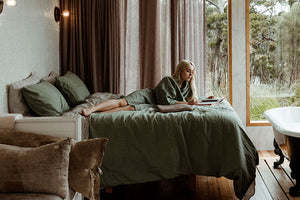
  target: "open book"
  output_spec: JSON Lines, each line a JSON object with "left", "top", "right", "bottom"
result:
{"left": 195, "top": 97, "right": 225, "bottom": 106}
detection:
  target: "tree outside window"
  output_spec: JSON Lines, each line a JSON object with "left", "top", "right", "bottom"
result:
{"left": 205, "top": 0, "right": 229, "bottom": 100}
{"left": 249, "top": 0, "right": 300, "bottom": 121}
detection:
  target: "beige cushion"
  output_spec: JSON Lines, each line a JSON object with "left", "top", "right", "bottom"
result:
{"left": 8, "top": 73, "right": 40, "bottom": 115}
{"left": 0, "top": 130, "right": 61, "bottom": 147}
{"left": 0, "top": 138, "right": 72, "bottom": 198}
{"left": 69, "top": 138, "right": 108, "bottom": 200}
{"left": 156, "top": 104, "right": 193, "bottom": 113}
{"left": 41, "top": 71, "right": 59, "bottom": 85}
{"left": 0, "top": 193, "right": 63, "bottom": 200}
{"left": 0, "top": 131, "right": 108, "bottom": 200}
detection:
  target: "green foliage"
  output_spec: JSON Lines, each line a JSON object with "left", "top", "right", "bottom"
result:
{"left": 250, "top": 95, "right": 298, "bottom": 120}
{"left": 250, "top": 0, "right": 300, "bottom": 86}
{"left": 206, "top": 0, "right": 300, "bottom": 121}
{"left": 248, "top": 0, "right": 300, "bottom": 120}
{"left": 205, "top": 0, "right": 229, "bottom": 98}
{"left": 250, "top": 82, "right": 298, "bottom": 120}
{"left": 250, "top": 97, "right": 281, "bottom": 120}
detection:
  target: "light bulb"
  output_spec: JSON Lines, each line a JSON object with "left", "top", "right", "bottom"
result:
{"left": 62, "top": 10, "right": 69, "bottom": 17}
{"left": 5, "top": 0, "right": 16, "bottom": 6}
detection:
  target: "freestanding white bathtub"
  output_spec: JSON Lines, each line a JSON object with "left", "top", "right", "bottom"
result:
{"left": 264, "top": 107, "right": 300, "bottom": 197}
{"left": 264, "top": 107, "right": 300, "bottom": 139}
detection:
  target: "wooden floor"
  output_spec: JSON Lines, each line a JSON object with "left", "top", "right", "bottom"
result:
{"left": 101, "top": 151, "right": 300, "bottom": 200}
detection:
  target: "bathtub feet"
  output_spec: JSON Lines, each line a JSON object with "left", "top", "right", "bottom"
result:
{"left": 289, "top": 184, "right": 300, "bottom": 197}
{"left": 273, "top": 139, "right": 285, "bottom": 168}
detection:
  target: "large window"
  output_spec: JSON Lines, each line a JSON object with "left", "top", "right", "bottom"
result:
{"left": 205, "top": 0, "right": 231, "bottom": 101}
{"left": 247, "top": 0, "right": 300, "bottom": 124}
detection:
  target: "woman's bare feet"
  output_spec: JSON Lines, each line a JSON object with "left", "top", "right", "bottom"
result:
{"left": 82, "top": 104, "right": 135, "bottom": 116}
{"left": 82, "top": 107, "right": 94, "bottom": 117}
{"left": 82, "top": 99, "right": 130, "bottom": 116}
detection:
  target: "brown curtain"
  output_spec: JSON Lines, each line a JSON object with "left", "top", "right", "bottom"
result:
{"left": 139, "top": 0, "right": 162, "bottom": 89}
{"left": 60, "top": 0, "right": 205, "bottom": 96}
{"left": 60, "top": 0, "right": 120, "bottom": 93}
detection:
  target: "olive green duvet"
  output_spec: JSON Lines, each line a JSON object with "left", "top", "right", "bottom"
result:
{"left": 89, "top": 100, "right": 258, "bottom": 199}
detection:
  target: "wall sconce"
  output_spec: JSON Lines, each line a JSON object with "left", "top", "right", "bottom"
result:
{"left": 54, "top": 6, "right": 69, "bottom": 22}
{"left": 0, "top": 0, "right": 17, "bottom": 14}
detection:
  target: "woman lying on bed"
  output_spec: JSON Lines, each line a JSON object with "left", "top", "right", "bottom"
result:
{"left": 82, "top": 60, "right": 213, "bottom": 116}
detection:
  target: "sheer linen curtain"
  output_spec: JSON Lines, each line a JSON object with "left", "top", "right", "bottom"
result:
{"left": 119, "top": 0, "right": 205, "bottom": 96}
{"left": 176, "top": 0, "right": 206, "bottom": 97}
{"left": 60, "top": 0, "right": 205, "bottom": 96}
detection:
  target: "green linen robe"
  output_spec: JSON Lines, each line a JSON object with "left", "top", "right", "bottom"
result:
{"left": 124, "top": 76, "right": 192, "bottom": 110}
{"left": 154, "top": 76, "right": 192, "bottom": 105}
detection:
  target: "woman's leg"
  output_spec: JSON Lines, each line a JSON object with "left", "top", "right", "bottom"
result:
{"left": 82, "top": 98, "right": 128, "bottom": 116}
{"left": 102, "top": 105, "right": 135, "bottom": 113}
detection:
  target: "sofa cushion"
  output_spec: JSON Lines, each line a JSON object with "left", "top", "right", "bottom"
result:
{"left": 0, "top": 138, "right": 72, "bottom": 198}
{"left": 0, "top": 130, "right": 108, "bottom": 200}
{"left": 22, "top": 81, "right": 70, "bottom": 116}
{"left": 0, "top": 130, "right": 61, "bottom": 147}
{"left": 69, "top": 138, "right": 108, "bottom": 200}
{"left": 55, "top": 71, "right": 90, "bottom": 107}
{"left": 8, "top": 73, "right": 40, "bottom": 115}
{"left": 0, "top": 193, "right": 64, "bottom": 200}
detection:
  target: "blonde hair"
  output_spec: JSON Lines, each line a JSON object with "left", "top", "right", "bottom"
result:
{"left": 172, "top": 60, "right": 198, "bottom": 102}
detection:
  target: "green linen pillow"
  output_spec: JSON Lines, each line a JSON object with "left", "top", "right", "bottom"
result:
{"left": 22, "top": 81, "right": 69, "bottom": 116}
{"left": 55, "top": 71, "right": 90, "bottom": 107}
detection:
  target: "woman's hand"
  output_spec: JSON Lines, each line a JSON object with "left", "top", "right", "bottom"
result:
{"left": 188, "top": 99, "right": 201, "bottom": 105}
{"left": 176, "top": 101, "right": 189, "bottom": 105}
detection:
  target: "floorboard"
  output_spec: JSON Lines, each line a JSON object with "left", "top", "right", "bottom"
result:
{"left": 251, "top": 170, "right": 273, "bottom": 200}
{"left": 257, "top": 159, "right": 288, "bottom": 200}
{"left": 265, "top": 158, "right": 294, "bottom": 193}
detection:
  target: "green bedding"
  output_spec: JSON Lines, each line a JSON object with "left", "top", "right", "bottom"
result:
{"left": 89, "top": 100, "right": 258, "bottom": 199}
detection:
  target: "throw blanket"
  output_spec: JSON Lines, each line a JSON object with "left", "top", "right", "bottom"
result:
{"left": 89, "top": 100, "right": 258, "bottom": 199}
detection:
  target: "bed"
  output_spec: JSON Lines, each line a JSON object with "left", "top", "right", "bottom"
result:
{"left": 9, "top": 72, "right": 258, "bottom": 199}
{"left": 82, "top": 94, "right": 258, "bottom": 199}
